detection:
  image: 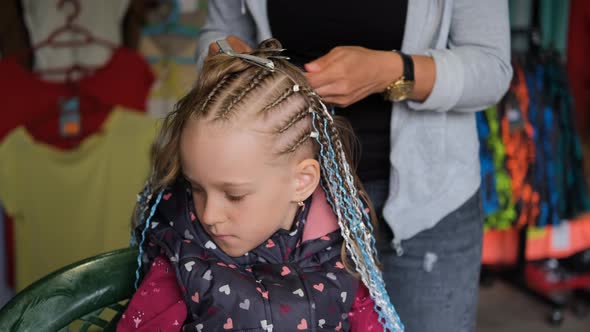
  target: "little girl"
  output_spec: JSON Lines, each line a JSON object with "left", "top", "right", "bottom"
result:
{"left": 118, "top": 39, "right": 403, "bottom": 332}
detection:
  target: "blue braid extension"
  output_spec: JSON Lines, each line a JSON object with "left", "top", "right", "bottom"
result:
{"left": 318, "top": 118, "right": 403, "bottom": 331}
{"left": 311, "top": 113, "right": 404, "bottom": 331}
{"left": 134, "top": 190, "right": 164, "bottom": 289}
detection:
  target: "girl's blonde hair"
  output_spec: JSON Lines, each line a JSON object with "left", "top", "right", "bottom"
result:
{"left": 136, "top": 38, "right": 402, "bottom": 331}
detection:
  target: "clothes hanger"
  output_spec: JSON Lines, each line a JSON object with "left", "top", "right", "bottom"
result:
{"left": 34, "top": 0, "right": 116, "bottom": 51}
{"left": 31, "top": 0, "right": 116, "bottom": 81}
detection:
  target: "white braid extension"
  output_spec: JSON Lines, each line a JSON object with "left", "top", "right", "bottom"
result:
{"left": 311, "top": 102, "right": 404, "bottom": 332}
{"left": 335, "top": 135, "right": 402, "bottom": 330}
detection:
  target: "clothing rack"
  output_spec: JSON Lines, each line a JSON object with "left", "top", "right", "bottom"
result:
{"left": 479, "top": 0, "right": 590, "bottom": 325}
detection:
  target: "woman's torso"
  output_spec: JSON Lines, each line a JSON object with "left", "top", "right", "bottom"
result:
{"left": 267, "top": 0, "right": 408, "bottom": 182}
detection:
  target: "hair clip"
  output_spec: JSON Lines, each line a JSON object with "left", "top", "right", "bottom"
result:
{"left": 268, "top": 55, "right": 291, "bottom": 60}
{"left": 216, "top": 39, "right": 275, "bottom": 70}
{"left": 260, "top": 48, "right": 287, "bottom": 53}
{"left": 310, "top": 131, "right": 319, "bottom": 138}
{"left": 293, "top": 84, "right": 300, "bottom": 92}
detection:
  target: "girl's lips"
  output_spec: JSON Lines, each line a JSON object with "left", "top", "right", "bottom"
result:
{"left": 212, "top": 234, "right": 234, "bottom": 241}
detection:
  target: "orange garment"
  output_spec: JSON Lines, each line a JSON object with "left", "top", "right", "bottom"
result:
{"left": 502, "top": 66, "right": 539, "bottom": 228}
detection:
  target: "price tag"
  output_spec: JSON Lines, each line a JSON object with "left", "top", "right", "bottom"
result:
{"left": 551, "top": 221, "right": 570, "bottom": 251}
{"left": 59, "top": 97, "right": 81, "bottom": 138}
{"left": 506, "top": 94, "right": 524, "bottom": 132}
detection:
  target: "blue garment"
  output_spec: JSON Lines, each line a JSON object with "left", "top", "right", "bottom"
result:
{"left": 476, "top": 111, "right": 501, "bottom": 217}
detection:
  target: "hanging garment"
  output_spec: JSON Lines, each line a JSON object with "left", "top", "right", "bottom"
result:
{"left": 140, "top": 36, "right": 198, "bottom": 118}
{"left": 539, "top": 0, "right": 570, "bottom": 56}
{"left": 509, "top": 0, "right": 533, "bottom": 54}
{"left": 567, "top": 0, "right": 590, "bottom": 143}
{"left": 501, "top": 65, "right": 540, "bottom": 228}
{"left": 477, "top": 111, "right": 501, "bottom": 218}
{"left": 478, "top": 106, "right": 517, "bottom": 230}
{"left": 21, "top": 0, "right": 130, "bottom": 81}
{"left": 544, "top": 60, "right": 590, "bottom": 217}
{"left": 138, "top": 0, "right": 205, "bottom": 118}
{"left": 0, "top": 109, "right": 157, "bottom": 290}
{"left": 0, "top": 47, "right": 154, "bottom": 149}
{"left": 527, "top": 64, "right": 561, "bottom": 227}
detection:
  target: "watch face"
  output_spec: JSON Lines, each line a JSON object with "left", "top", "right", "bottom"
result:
{"left": 391, "top": 80, "right": 414, "bottom": 101}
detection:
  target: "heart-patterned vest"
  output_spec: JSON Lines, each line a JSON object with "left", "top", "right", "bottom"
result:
{"left": 138, "top": 178, "right": 359, "bottom": 331}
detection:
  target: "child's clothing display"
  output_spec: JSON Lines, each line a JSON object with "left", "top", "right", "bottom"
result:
{"left": 0, "top": 47, "right": 154, "bottom": 147}
{"left": 118, "top": 181, "right": 381, "bottom": 331}
{"left": 140, "top": 36, "right": 198, "bottom": 119}
{"left": 0, "top": 45, "right": 155, "bottom": 290}
{"left": 0, "top": 109, "right": 157, "bottom": 290}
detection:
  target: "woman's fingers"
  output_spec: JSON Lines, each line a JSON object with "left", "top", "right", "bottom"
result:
{"left": 208, "top": 42, "right": 220, "bottom": 56}
{"left": 226, "top": 35, "right": 253, "bottom": 53}
{"left": 207, "top": 35, "right": 253, "bottom": 56}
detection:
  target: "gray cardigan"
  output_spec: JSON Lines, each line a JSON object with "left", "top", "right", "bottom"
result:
{"left": 195, "top": 0, "right": 512, "bottom": 250}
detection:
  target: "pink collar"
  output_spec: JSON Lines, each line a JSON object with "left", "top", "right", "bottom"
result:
{"left": 301, "top": 187, "right": 339, "bottom": 242}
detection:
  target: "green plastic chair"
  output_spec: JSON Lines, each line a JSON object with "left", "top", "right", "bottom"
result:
{"left": 0, "top": 248, "right": 139, "bottom": 332}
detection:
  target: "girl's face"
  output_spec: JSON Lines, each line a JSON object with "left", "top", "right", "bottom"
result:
{"left": 180, "top": 118, "right": 303, "bottom": 257}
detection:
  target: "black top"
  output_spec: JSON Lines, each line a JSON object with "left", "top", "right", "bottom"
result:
{"left": 268, "top": 0, "right": 408, "bottom": 182}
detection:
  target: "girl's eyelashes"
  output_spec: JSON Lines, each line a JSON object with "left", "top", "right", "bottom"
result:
{"left": 192, "top": 185, "right": 245, "bottom": 202}
{"left": 226, "top": 193, "right": 246, "bottom": 202}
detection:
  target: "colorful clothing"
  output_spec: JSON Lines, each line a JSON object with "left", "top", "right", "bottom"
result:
{"left": 140, "top": 37, "right": 199, "bottom": 118}
{"left": 0, "top": 47, "right": 153, "bottom": 148}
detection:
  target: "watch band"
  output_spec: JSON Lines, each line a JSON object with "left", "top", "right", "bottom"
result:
{"left": 383, "top": 50, "right": 415, "bottom": 102}
{"left": 397, "top": 51, "right": 414, "bottom": 81}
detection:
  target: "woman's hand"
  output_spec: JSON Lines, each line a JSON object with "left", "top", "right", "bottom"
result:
{"left": 207, "top": 35, "right": 253, "bottom": 56}
{"left": 305, "top": 47, "right": 435, "bottom": 106}
{"left": 304, "top": 47, "right": 403, "bottom": 108}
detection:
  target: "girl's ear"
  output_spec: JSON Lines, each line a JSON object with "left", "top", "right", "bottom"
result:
{"left": 293, "top": 158, "right": 321, "bottom": 203}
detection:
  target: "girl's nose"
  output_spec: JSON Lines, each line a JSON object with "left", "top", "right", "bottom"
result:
{"left": 200, "top": 197, "right": 225, "bottom": 226}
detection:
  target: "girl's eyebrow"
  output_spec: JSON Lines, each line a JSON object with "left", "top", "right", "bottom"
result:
{"left": 218, "top": 181, "right": 253, "bottom": 189}
{"left": 183, "top": 174, "right": 253, "bottom": 188}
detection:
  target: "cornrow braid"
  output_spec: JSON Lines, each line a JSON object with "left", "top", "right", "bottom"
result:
{"left": 218, "top": 68, "right": 276, "bottom": 119}
{"left": 200, "top": 73, "right": 234, "bottom": 114}
{"left": 276, "top": 106, "right": 310, "bottom": 134}
{"left": 259, "top": 85, "right": 297, "bottom": 114}
{"left": 280, "top": 130, "right": 315, "bottom": 154}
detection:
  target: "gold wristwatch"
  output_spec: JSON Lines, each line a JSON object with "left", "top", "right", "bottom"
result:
{"left": 383, "top": 50, "right": 415, "bottom": 102}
